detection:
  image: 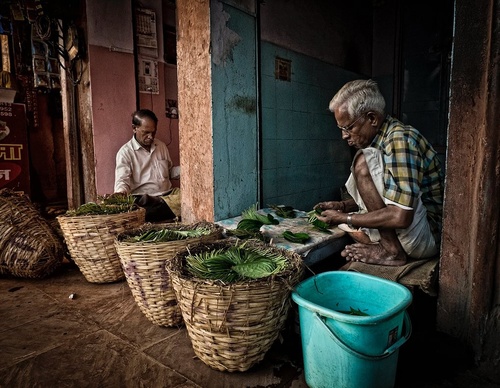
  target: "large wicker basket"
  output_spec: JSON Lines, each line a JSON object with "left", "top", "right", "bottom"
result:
{"left": 166, "top": 239, "right": 304, "bottom": 372}
{"left": 57, "top": 208, "right": 146, "bottom": 283}
{"left": 0, "top": 189, "right": 64, "bottom": 278}
{"left": 115, "top": 222, "right": 223, "bottom": 327}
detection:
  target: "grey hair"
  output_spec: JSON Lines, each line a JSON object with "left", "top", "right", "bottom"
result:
{"left": 329, "top": 79, "right": 386, "bottom": 118}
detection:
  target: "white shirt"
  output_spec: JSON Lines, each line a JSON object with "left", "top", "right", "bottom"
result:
{"left": 114, "top": 136, "right": 174, "bottom": 196}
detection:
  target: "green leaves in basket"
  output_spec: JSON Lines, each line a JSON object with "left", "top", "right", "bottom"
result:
{"left": 185, "top": 245, "right": 288, "bottom": 283}
{"left": 282, "top": 230, "right": 310, "bottom": 244}
{"left": 307, "top": 209, "right": 331, "bottom": 234}
{"left": 128, "top": 227, "right": 212, "bottom": 243}
{"left": 65, "top": 194, "right": 136, "bottom": 216}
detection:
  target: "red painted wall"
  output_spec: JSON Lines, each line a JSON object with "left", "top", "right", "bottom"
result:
{"left": 88, "top": 44, "right": 136, "bottom": 195}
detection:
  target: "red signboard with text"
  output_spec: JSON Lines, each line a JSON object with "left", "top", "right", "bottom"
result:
{"left": 0, "top": 103, "right": 30, "bottom": 195}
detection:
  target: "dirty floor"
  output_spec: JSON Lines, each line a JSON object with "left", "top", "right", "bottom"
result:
{"left": 0, "top": 260, "right": 497, "bottom": 388}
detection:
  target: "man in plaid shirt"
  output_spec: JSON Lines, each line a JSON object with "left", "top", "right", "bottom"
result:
{"left": 315, "top": 79, "right": 444, "bottom": 266}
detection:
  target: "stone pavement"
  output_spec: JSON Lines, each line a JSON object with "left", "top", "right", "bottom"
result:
{"left": 0, "top": 261, "right": 494, "bottom": 388}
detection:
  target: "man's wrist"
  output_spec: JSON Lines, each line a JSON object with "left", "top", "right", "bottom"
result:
{"left": 347, "top": 214, "right": 354, "bottom": 229}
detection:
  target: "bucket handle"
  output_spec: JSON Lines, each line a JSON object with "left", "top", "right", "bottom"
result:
{"left": 313, "top": 311, "right": 412, "bottom": 361}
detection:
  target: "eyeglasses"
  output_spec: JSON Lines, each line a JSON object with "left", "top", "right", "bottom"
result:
{"left": 337, "top": 114, "right": 365, "bottom": 133}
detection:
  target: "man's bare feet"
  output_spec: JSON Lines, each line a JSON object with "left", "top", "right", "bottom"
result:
{"left": 347, "top": 230, "right": 372, "bottom": 244}
{"left": 341, "top": 242, "right": 407, "bottom": 266}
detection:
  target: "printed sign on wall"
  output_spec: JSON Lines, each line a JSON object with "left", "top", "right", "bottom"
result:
{"left": 0, "top": 103, "right": 30, "bottom": 194}
{"left": 138, "top": 57, "right": 159, "bottom": 94}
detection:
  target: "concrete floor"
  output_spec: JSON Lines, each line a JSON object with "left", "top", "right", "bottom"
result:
{"left": 0, "top": 260, "right": 497, "bottom": 388}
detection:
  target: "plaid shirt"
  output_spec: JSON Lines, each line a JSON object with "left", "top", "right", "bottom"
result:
{"left": 371, "top": 116, "right": 444, "bottom": 242}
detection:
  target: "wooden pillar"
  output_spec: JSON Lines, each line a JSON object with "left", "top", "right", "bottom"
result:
{"left": 437, "top": 0, "right": 500, "bottom": 374}
{"left": 176, "top": 0, "right": 214, "bottom": 222}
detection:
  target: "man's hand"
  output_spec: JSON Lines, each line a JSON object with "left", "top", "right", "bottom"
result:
{"left": 314, "top": 201, "right": 345, "bottom": 212}
{"left": 316, "top": 209, "right": 347, "bottom": 226}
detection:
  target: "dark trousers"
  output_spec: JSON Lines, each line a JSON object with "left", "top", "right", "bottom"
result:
{"left": 133, "top": 194, "right": 176, "bottom": 222}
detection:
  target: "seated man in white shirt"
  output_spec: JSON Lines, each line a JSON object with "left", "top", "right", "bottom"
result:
{"left": 114, "top": 109, "right": 181, "bottom": 222}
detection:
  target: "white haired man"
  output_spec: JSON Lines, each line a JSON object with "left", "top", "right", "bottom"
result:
{"left": 315, "top": 79, "right": 444, "bottom": 266}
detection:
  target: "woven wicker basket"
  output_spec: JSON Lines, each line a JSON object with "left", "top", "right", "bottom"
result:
{"left": 166, "top": 239, "right": 304, "bottom": 372}
{"left": 57, "top": 208, "right": 146, "bottom": 283}
{"left": 115, "top": 222, "right": 223, "bottom": 327}
{"left": 0, "top": 189, "right": 64, "bottom": 278}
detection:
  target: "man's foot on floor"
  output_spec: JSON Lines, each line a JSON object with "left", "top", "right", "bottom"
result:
{"left": 341, "top": 242, "right": 407, "bottom": 266}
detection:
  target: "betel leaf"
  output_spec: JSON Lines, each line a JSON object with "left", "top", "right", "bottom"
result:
{"left": 311, "top": 219, "right": 332, "bottom": 234}
{"left": 282, "top": 230, "right": 310, "bottom": 244}
{"left": 237, "top": 218, "right": 264, "bottom": 232}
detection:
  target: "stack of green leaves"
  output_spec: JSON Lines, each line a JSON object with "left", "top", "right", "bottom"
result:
{"left": 185, "top": 244, "right": 288, "bottom": 283}
{"left": 236, "top": 204, "right": 279, "bottom": 233}
{"left": 268, "top": 204, "right": 296, "bottom": 218}
{"left": 65, "top": 194, "right": 136, "bottom": 216}
{"left": 282, "top": 230, "right": 310, "bottom": 244}
{"left": 225, "top": 228, "right": 266, "bottom": 241}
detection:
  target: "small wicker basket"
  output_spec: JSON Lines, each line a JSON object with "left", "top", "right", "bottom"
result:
{"left": 0, "top": 189, "right": 64, "bottom": 278}
{"left": 115, "top": 222, "right": 223, "bottom": 327}
{"left": 166, "top": 239, "right": 304, "bottom": 372}
{"left": 57, "top": 208, "right": 146, "bottom": 283}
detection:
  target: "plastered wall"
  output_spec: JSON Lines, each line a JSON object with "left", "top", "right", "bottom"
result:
{"left": 86, "top": 0, "right": 179, "bottom": 195}
{"left": 176, "top": 0, "right": 214, "bottom": 223}
{"left": 260, "top": 42, "right": 360, "bottom": 210}
{"left": 211, "top": 2, "right": 259, "bottom": 220}
{"left": 86, "top": 1, "right": 136, "bottom": 195}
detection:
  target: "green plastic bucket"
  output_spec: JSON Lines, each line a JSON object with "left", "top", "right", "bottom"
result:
{"left": 292, "top": 271, "right": 412, "bottom": 388}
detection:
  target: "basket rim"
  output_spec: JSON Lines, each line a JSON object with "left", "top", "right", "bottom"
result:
{"left": 57, "top": 207, "right": 145, "bottom": 220}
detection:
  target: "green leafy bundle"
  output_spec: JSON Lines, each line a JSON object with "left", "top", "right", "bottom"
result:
{"left": 66, "top": 195, "right": 136, "bottom": 216}
{"left": 185, "top": 244, "right": 289, "bottom": 283}
{"left": 225, "top": 227, "right": 267, "bottom": 241}
{"left": 236, "top": 204, "right": 279, "bottom": 232}
{"left": 282, "top": 230, "right": 310, "bottom": 244}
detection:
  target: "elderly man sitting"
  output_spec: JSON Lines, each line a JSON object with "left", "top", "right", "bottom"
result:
{"left": 315, "top": 79, "right": 444, "bottom": 266}
{"left": 114, "top": 109, "right": 180, "bottom": 222}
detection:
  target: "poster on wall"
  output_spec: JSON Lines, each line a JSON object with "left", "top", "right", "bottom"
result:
{"left": 135, "top": 8, "right": 158, "bottom": 58}
{"left": 0, "top": 103, "right": 30, "bottom": 195}
{"left": 138, "top": 58, "right": 159, "bottom": 94}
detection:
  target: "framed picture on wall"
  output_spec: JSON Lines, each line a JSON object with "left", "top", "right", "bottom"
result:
{"left": 138, "top": 57, "right": 159, "bottom": 94}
